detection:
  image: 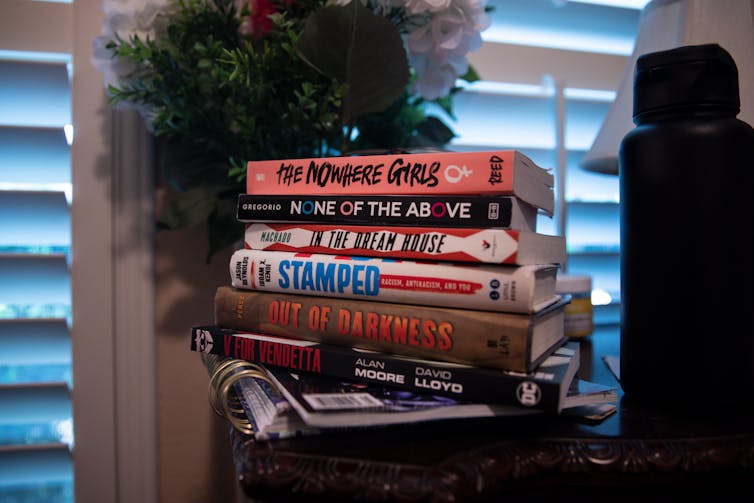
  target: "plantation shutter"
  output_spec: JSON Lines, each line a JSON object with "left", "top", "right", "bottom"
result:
{"left": 443, "top": 0, "right": 645, "bottom": 332}
{"left": 0, "top": 0, "right": 74, "bottom": 501}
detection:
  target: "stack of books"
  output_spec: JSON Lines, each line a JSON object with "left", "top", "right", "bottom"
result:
{"left": 190, "top": 150, "right": 618, "bottom": 440}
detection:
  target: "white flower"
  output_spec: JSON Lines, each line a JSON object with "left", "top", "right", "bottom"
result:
{"left": 404, "top": 0, "right": 489, "bottom": 100}
{"left": 404, "top": 0, "right": 453, "bottom": 16}
{"left": 91, "top": 0, "right": 173, "bottom": 92}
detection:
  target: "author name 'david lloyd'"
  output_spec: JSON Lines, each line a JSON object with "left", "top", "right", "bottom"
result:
{"left": 355, "top": 358, "right": 463, "bottom": 394}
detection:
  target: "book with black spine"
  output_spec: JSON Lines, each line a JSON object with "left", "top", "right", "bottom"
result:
{"left": 236, "top": 193, "right": 539, "bottom": 231}
{"left": 203, "top": 354, "right": 617, "bottom": 439}
{"left": 191, "top": 327, "right": 590, "bottom": 413}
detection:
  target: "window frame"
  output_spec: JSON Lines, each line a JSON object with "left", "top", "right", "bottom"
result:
{"left": 71, "top": 1, "right": 157, "bottom": 501}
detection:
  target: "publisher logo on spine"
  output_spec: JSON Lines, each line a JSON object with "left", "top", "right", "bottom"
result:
{"left": 193, "top": 329, "right": 214, "bottom": 353}
{"left": 487, "top": 202, "right": 499, "bottom": 220}
{"left": 516, "top": 381, "right": 541, "bottom": 406}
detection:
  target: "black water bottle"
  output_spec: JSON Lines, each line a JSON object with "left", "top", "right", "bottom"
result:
{"left": 619, "top": 43, "right": 754, "bottom": 411}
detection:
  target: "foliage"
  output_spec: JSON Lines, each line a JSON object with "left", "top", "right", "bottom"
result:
{"left": 93, "top": 0, "right": 491, "bottom": 260}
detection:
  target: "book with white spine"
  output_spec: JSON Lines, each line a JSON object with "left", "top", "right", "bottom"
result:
{"left": 229, "top": 249, "right": 561, "bottom": 314}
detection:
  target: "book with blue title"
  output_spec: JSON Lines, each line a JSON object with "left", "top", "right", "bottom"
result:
{"left": 228, "top": 249, "right": 561, "bottom": 314}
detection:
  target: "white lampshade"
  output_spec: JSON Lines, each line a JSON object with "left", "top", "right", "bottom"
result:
{"left": 581, "top": 0, "right": 754, "bottom": 175}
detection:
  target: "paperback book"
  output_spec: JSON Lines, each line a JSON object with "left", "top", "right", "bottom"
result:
{"left": 245, "top": 150, "right": 555, "bottom": 214}
{"left": 190, "top": 327, "right": 598, "bottom": 413}
{"left": 261, "top": 367, "right": 617, "bottom": 428}
{"left": 243, "top": 223, "right": 566, "bottom": 265}
{"left": 213, "top": 286, "right": 568, "bottom": 373}
{"left": 229, "top": 249, "right": 561, "bottom": 314}
{"left": 205, "top": 355, "right": 617, "bottom": 440}
{"left": 236, "top": 193, "right": 541, "bottom": 230}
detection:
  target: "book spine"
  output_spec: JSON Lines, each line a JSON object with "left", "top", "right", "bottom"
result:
{"left": 246, "top": 151, "right": 554, "bottom": 213}
{"left": 244, "top": 224, "right": 541, "bottom": 265}
{"left": 214, "top": 286, "right": 541, "bottom": 372}
{"left": 228, "top": 249, "right": 555, "bottom": 313}
{"left": 236, "top": 194, "right": 536, "bottom": 230}
{"left": 190, "top": 326, "right": 565, "bottom": 412}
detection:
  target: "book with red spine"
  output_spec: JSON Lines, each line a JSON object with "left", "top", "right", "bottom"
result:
{"left": 243, "top": 223, "right": 565, "bottom": 265}
{"left": 245, "top": 150, "right": 554, "bottom": 214}
{"left": 228, "top": 249, "right": 561, "bottom": 314}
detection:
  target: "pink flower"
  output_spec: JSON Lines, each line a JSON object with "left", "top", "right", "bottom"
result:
{"left": 239, "top": 0, "right": 283, "bottom": 39}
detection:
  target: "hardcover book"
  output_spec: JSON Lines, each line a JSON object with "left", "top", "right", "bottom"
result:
{"left": 236, "top": 193, "right": 541, "bottom": 230}
{"left": 190, "top": 328, "right": 590, "bottom": 413}
{"left": 243, "top": 223, "right": 566, "bottom": 265}
{"left": 213, "top": 286, "right": 568, "bottom": 373}
{"left": 245, "top": 150, "right": 555, "bottom": 214}
{"left": 229, "top": 249, "right": 561, "bottom": 314}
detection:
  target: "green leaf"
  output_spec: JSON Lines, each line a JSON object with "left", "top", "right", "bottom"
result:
{"left": 158, "top": 187, "right": 217, "bottom": 230}
{"left": 415, "top": 116, "right": 457, "bottom": 145}
{"left": 296, "top": 3, "right": 409, "bottom": 124}
{"left": 460, "top": 65, "right": 481, "bottom": 84}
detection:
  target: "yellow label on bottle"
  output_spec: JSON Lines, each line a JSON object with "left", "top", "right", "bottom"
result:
{"left": 564, "top": 297, "right": 593, "bottom": 338}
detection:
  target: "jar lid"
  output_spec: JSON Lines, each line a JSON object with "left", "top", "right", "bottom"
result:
{"left": 556, "top": 274, "right": 592, "bottom": 294}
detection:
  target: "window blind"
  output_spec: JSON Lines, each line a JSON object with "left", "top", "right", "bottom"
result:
{"left": 0, "top": 0, "right": 74, "bottom": 501}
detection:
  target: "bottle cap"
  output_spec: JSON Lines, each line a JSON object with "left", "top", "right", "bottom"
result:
{"left": 633, "top": 43, "right": 740, "bottom": 120}
{"left": 556, "top": 274, "right": 592, "bottom": 294}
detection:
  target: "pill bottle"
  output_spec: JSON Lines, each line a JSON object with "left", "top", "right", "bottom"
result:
{"left": 556, "top": 274, "right": 593, "bottom": 339}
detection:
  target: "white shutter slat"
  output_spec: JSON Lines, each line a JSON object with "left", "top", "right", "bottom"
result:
{"left": 444, "top": 91, "right": 611, "bottom": 150}
{"left": 0, "top": 447, "right": 72, "bottom": 498}
{"left": 485, "top": 0, "right": 641, "bottom": 56}
{"left": 0, "top": 191, "right": 70, "bottom": 249}
{"left": 0, "top": 126, "right": 71, "bottom": 185}
{"left": 0, "top": 254, "right": 70, "bottom": 308}
{"left": 0, "top": 319, "right": 71, "bottom": 371}
{"left": 469, "top": 42, "right": 629, "bottom": 90}
{"left": 0, "top": 0, "right": 73, "bottom": 56}
{"left": 0, "top": 60, "right": 71, "bottom": 128}
{"left": 0, "top": 383, "right": 72, "bottom": 448}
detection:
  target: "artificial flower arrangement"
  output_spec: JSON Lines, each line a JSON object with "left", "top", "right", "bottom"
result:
{"left": 93, "top": 0, "right": 491, "bottom": 259}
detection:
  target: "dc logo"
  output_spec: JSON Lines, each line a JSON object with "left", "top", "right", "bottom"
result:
{"left": 516, "top": 381, "right": 541, "bottom": 406}
{"left": 194, "top": 329, "right": 214, "bottom": 353}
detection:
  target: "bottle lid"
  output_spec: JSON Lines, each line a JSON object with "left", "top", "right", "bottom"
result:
{"left": 556, "top": 274, "right": 592, "bottom": 294}
{"left": 633, "top": 43, "right": 740, "bottom": 120}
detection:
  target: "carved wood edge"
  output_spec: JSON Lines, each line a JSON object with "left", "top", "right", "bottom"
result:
{"left": 231, "top": 430, "right": 754, "bottom": 502}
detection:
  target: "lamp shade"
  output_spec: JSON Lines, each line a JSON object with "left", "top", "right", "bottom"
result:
{"left": 580, "top": 0, "right": 754, "bottom": 175}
